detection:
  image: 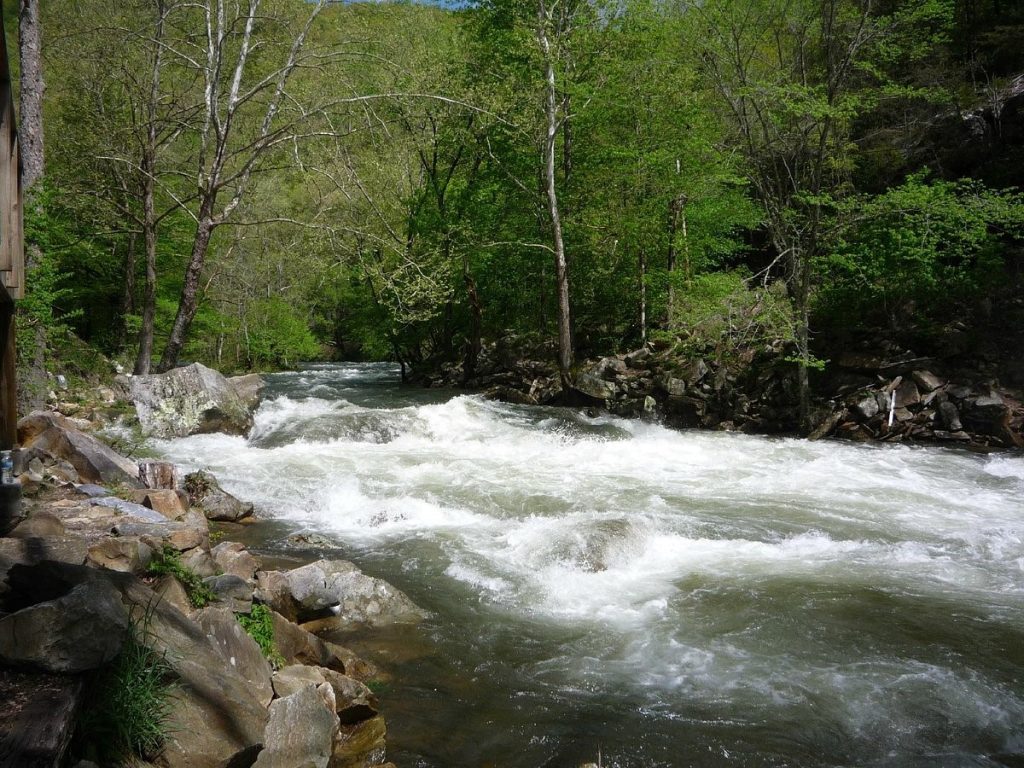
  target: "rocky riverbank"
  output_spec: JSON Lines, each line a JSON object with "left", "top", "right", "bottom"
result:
{"left": 413, "top": 336, "right": 1024, "bottom": 450}
{"left": 0, "top": 365, "right": 423, "bottom": 768}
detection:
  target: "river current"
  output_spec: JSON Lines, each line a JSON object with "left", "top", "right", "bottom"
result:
{"left": 154, "top": 363, "right": 1024, "bottom": 767}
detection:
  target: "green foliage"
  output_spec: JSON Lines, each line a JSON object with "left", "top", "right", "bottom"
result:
{"left": 820, "top": 175, "right": 1024, "bottom": 329}
{"left": 147, "top": 546, "right": 216, "bottom": 608}
{"left": 236, "top": 604, "right": 285, "bottom": 669}
{"left": 668, "top": 271, "right": 796, "bottom": 363}
{"left": 76, "top": 612, "right": 175, "bottom": 765}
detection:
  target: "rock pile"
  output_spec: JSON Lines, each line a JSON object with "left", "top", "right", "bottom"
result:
{"left": 0, "top": 410, "right": 417, "bottom": 768}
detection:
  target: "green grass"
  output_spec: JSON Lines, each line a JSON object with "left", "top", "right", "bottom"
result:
{"left": 147, "top": 546, "right": 216, "bottom": 608}
{"left": 75, "top": 614, "right": 176, "bottom": 765}
{"left": 236, "top": 604, "right": 285, "bottom": 668}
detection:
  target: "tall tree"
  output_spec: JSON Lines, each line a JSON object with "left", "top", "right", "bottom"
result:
{"left": 157, "top": 0, "right": 327, "bottom": 371}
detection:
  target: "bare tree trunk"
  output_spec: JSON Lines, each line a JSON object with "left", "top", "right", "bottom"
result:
{"left": 666, "top": 193, "right": 685, "bottom": 325}
{"left": 134, "top": 157, "right": 158, "bottom": 374}
{"left": 158, "top": 208, "right": 214, "bottom": 371}
{"left": 462, "top": 255, "right": 483, "bottom": 385}
{"left": 537, "top": 1, "right": 573, "bottom": 389}
{"left": 639, "top": 248, "right": 647, "bottom": 343}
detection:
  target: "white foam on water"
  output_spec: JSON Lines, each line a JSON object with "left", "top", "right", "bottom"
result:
{"left": 154, "top": 366, "right": 1024, "bottom": 760}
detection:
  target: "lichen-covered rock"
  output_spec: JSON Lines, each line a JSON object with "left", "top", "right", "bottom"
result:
{"left": 127, "top": 363, "right": 254, "bottom": 438}
{"left": 229, "top": 373, "right": 266, "bottom": 412}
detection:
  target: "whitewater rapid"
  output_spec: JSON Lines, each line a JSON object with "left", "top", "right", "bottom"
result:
{"left": 155, "top": 363, "right": 1024, "bottom": 767}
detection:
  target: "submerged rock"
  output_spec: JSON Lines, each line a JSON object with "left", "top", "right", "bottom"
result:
{"left": 127, "top": 362, "right": 254, "bottom": 438}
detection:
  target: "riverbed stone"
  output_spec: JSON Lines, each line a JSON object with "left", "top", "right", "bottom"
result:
{"left": 197, "top": 606, "right": 274, "bottom": 707}
{"left": 258, "top": 559, "right": 427, "bottom": 627}
{"left": 184, "top": 470, "right": 254, "bottom": 522}
{"left": 911, "top": 370, "right": 944, "bottom": 392}
{"left": 9, "top": 512, "right": 65, "bottom": 538}
{"left": 16, "top": 412, "right": 142, "bottom": 488}
{"left": 254, "top": 684, "right": 338, "bottom": 768}
{"left": 213, "top": 540, "right": 259, "bottom": 583}
{"left": 851, "top": 396, "right": 879, "bottom": 422}
{"left": 203, "top": 574, "right": 253, "bottom": 613}
{"left": 86, "top": 536, "right": 153, "bottom": 574}
{"left": 229, "top": 373, "right": 266, "bottom": 412}
{"left": 268, "top": 609, "right": 375, "bottom": 681}
{"left": 0, "top": 579, "right": 128, "bottom": 673}
{"left": 330, "top": 715, "right": 387, "bottom": 768}
{"left": 127, "top": 362, "right": 254, "bottom": 438}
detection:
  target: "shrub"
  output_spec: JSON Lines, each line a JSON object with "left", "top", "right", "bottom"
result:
{"left": 236, "top": 604, "right": 285, "bottom": 668}
{"left": 75, "top": 613, "right": 175, "bottom": 765}
{"left": 147, "top": 546, "right": 216, "bottom": 608}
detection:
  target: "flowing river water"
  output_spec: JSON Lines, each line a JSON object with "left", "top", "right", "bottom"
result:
{"left": 154, "top": 363, "right": 1024, "bottom": 767}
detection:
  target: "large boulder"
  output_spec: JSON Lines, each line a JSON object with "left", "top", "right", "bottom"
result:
{"left": 229, "top": 373, "right": 266, "bottom": 412}
{"left": 256, "top": 559, "right": 427, "bottom": 628}
{"left": 7, "top": 561, "right": 270, "bottom": 768}
{"left": 212, "top": 541, "right": 259, "bottom": 584}
{"left": 17, "top": 412, "right": 142, "bottom": 488}
{"left": 196, "top": 607, "right": 274, "bottom": 708}
{"left": 127, "top": 363, "right": 254, "bottom": 438}
{"left": 185, "top": 471, "right": 254, "bottom": 522}
{"left": 268, "top": 609, "right": 375, "bottom": 682}
{"left": 0, "top": 578, "right": 128, "bottom": 673}
{"left": 254, "top": 684, "right": 338, "bottom": 768}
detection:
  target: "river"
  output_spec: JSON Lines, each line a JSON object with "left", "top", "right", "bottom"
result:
{"left": 154, "top": 363, "right": 1024, "bottom": 767}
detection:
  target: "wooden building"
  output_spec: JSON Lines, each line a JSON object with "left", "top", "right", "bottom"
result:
{"left": 0, "top": 19, "right": 22, "bottom": 451}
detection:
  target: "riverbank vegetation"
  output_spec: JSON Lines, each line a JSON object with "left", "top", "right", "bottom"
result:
{"left": 9, "top": 0, "right": 1024, "bottom": 429}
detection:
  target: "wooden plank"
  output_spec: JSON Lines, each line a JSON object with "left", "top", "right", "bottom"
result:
{"left": 0, "top": 93, "right": 10, "bottom": 276}
{"left": 0, "top": 297, "right": 14, "bottom": 449}
{"left": 8, "top": 141, "right": 22, "bottom": 300}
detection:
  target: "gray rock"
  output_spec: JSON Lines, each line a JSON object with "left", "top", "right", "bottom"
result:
{"left": 851, "top": 396, "right": 879, "bottom": 422}
{"left": 254, "top": 685, "right": 338, "bottom": 768}
{"left": 938, "top": 400, "right": 962, "bottom": 431}
{"left": 272, "top": 666, "right": 378, "bottom": 725}
{"left": 127, "top": 362, "right": 254, "bottom": 438}
{"left": 657, "top": 375, "right": 686, "bottom": 397}
{"left": 574, "top": 372, "right": 617, "bottom": 401}
{"left": 911, "top": 370, "right": 944, "bottom": 392}
{"left": 623, "top": 347, "right": 651, "bottom": 367}
{"left": 683, "top": 358, "right": 709, "bottom": 385}
{"left": 184, "top": 470, "right": 254, "bottom": 522}
{"left": 0, "top": 536, "right": 89, "bottom": 572}
{"left": 203, "top": 574, "right": 253, "bottom": 613}
{"left": 0, "top": 579, "right": 128, "bottom": 673}
{"left": 86, "top": 537, "right": 153, "bottom": 574}
{"left": 268, "top": 609, "right": 374, "bottom": 681}
{"left": 196, "top": 607, "right": 274, "bottom": 707}
{"left": 180, "top": 546, "right": 218, "bottom": 578}
{"left": 73, "top": 483, "right": 110, "bottom": 498}
{"left": 9, "top": 512, "right": 65, "bottom": 538}
{"left": 229, "top": 373, "right": 266, "bottom": 412}
{"left": 257, "top": 559, "right": 428, "bottom": 628}
{"left": 16, "top": 412, "right": 142, "bottom": 488}
{"left": 91, "top": 496, "right": 169, "bottom": 522}
{"left": 213, "top": 541, "right": 260, "bottom": 583}
{"left": 894, "top": 379, "right": 921, "bottom": 408}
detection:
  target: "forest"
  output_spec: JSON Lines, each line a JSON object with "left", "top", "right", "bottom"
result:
{"left": 11, "top": 0, "right": 1024, "bottom": 430}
